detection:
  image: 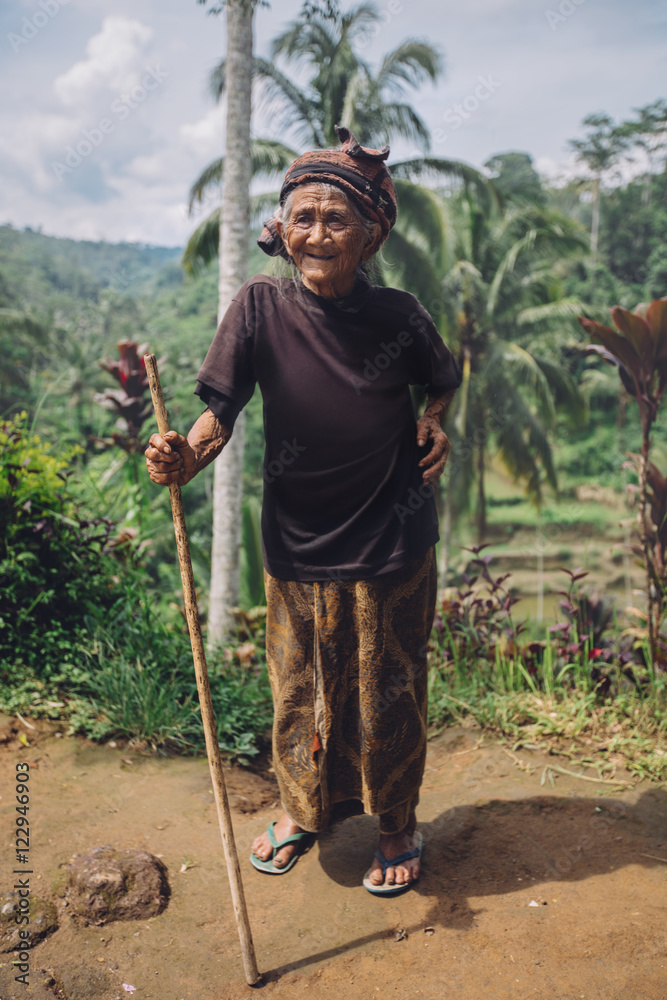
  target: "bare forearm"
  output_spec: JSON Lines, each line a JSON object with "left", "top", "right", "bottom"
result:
{"left": 186, "top": 408, "right": 232, "bottom": 477}
{"left": 416, "top": 389, "right": 456, "bottom": 485}
{"left": 423, "top": 388, "right": 456, "bottom": 427}
{"left": 145, "top": 408, "right": 232, "bottom": 487}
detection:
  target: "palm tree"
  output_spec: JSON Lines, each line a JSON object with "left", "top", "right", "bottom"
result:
{"left": 183, "top": 139, "right": 299, "bottom": 277}
{"left": 567, "top": 113, "right": 630, "bottom": 264}
{"left": 437, "top": 186, "right": 590, "bottom": 558}
{"left": 186, "top": 0, "right": 493, "bottom": 612}
{"left": 618, "top": 99, "right": 667, "bottom": 207}
{"left": 185, "top": 0, "right": 491, "bottom": 286}
{"left": 196, "top": 0, "right": 262, "bottom": 644}
{"left": 257, "top": 0, "right": 440, "bottom": 149}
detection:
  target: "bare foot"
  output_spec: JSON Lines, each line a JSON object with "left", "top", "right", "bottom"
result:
{"left": 251, "top": 813, "right": 305, "bottom": 869}
{"left": 367, "top": 812, "right": 421, "bottom": 887}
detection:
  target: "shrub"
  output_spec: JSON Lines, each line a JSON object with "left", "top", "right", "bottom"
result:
{"left": 0, "top": 413, "right": 123, "bottom": 691}
{"left": 73, "top": 591, "right": 273, "bottom": 759}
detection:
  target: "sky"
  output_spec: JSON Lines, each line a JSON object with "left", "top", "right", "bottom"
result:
{"left": 0, "top": 0, "right": 665, "bottom": 247}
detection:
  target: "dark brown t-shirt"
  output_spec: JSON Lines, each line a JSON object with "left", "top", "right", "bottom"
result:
{"left": 195, "top": 274, "right": 461, "bottom": 582}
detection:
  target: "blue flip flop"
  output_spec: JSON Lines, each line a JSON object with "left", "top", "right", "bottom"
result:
{"left": 250, "top": 821, "right": 314, "bottom": 874}
{"left": 362, "top": 831, "right": 424, "bottom": 896}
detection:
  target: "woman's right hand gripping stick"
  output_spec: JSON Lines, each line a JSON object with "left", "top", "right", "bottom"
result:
{"left": 145, "top": 430, "right": 197, "bottom": 487}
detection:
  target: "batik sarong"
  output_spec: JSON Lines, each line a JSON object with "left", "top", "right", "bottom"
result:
{"left": 264, "top": 545, "right": 437, "bottom": 835}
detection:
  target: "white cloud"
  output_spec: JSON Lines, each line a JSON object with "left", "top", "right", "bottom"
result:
{"left": 0, "top": 111, "right": 83, "bottom": 192}
{"left": 0, "top": 0, "right": 663, "bottom": 246}
{"left": 53, "top": 16, "right": 153, "bottom": 106}
{"left": 179, "top": 106, "right": 224, "bottom": 160}
{"left": 535, "top": 155, "right": 580, "bottom": 185}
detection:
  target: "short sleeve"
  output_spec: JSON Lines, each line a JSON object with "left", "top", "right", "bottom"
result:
{"left": 194, "top": 283, "right": 257, "bottom": 427}
{"left": 406, "top": 301, "right": 461, "bottom": 394}
{"left": 194, "top": 384, "right": 243, "bottom": 432}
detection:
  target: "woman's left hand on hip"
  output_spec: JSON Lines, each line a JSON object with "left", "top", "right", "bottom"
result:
{"left": 416, "top": 414, "right": 451, "bottom": 485}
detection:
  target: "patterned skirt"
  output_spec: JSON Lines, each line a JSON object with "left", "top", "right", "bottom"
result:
{"left": 264, "top": 545, "right": 437, "bottom": 835}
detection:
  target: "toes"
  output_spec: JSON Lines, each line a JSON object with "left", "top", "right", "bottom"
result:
{"left": 384, "top": 865, "right": 396, "bottom": 885}
{"left": 368, "top": 866, "right": 384, "bottom": 885}
{"left": 252, "top": 838, "right": 270, "bottom": 861}
{"left": 273, "top": 847, "right": 293, "bottom": 868}
{"left": 395, "top": 865, "right": 413, "bottom": 885}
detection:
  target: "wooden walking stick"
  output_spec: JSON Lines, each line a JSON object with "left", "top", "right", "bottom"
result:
{"left": 144, "top": 353, "right": 261, "bottom": 987}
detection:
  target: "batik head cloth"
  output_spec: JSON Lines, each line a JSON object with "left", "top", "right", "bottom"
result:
{"left": 257, "top": 125, "right": 398, "bottom": 259}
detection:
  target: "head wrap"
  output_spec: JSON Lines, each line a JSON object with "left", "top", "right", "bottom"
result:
{"left": 257, "top": 125, "right": 398, "bottom": 259}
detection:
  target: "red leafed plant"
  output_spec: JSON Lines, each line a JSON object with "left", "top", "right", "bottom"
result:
{"left": 95, "top": 340, "right": 161, "bottom": 451}
{"left": 579, "top": 298, "right": 667, "bottom": 668}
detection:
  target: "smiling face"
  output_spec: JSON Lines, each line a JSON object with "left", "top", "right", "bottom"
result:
{"left": 276, "top": 185, "right": 378, "bottom": 299}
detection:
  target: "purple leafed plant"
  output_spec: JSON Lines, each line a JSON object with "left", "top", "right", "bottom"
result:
{"left": 580, "top": 297, "right": 667, "bottom": 669}
{"left": 434, "top": 544, "right": 526, "bottom": 666}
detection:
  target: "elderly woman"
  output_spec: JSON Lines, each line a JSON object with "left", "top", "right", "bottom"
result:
{"left": 145, "top": 126, "right": 460, "bottom": 895}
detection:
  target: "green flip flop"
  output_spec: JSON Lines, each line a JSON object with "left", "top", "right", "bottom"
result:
{"left": 250, "top": 821, "right": 314, "bottom": 874}
{"left": 362, "top": 831, "right": 424, "bottom": 896}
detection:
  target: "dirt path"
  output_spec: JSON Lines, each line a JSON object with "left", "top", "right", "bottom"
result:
{"left": 1, "top": 717, "right": 665, "bottom": 1000}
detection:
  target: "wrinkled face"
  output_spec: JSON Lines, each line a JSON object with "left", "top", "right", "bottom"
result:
{"left": 277, "top": 185, "right": 376, "bottom": 298}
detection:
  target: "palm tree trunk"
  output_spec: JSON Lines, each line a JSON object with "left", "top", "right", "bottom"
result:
{"left": 208, "top": 0, "right": 254, "bottom": 648}
{"left": 590, "top": 175, "right": 601, "bottom": 264}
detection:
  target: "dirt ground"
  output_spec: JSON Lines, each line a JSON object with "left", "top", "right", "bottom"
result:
{"left": 0, "top": 715, "right": 665, "bottom": 1000}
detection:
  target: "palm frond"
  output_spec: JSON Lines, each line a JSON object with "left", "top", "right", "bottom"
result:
{"left": 486, "top": 231, "right": 537, "bottom": 317}
{"left": 208, "top": 59, "right": 225, "bottom": 102}
{"left": 492, "top": 382, "right": 558, "bottom": 502}
{"left": 271, "top": 2, "right": 380, "bottom": 62}
{"left": 533, "top": 356, "right": 588, "bottom": 424}
{"left": 182, "top": 208, "right": 220, "bottom": 277}
{"left": 251, "top": 138, "right": 299, "bottom": 175}
{"left": 393, "top": 179, "right": 449, "bottom": 269}
{"left": 376, "top": 102, "right": 432, "bottom": 148}
{"left": 376, "top": 40, "right": 443, "bottom": 92}
{"left": 253, "top": 57, "right": 323, "bottom": 147}
{"left": 188, "top": 140, "right": 297, "bottom": 215}
{"left": 489, "top": 340, "right": 557, "bottom": 428}
{"left": 517, "top": 297, "right": 590, "bottom": 327}
{"left": 188, "top": 158, "right": 224, "bottom": 214}
{"left": 390, "top": 158, "right": 495, "bottom": 212}
{"left": 250, "top": 191, "right": 281, "bottom": 226}
{"left": 380, "top": 228, "right": 442, "bottom": 313}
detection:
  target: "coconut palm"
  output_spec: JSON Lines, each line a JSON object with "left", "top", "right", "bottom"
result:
{"left": 438, "top": 187, "right": 590, "bottom": 551}
{"left": 196, "top": 0, "right": 263, "bottom": 644}
{"left": 185, "top": 0, "right": 491, "bottom": 292}
{"left": 186, "top": 0, "right": 492, "bottom": 619}
{"left": 568, "top": 113, "right": 630, "bottom": 263}
{"left": 183, "top": 139, "right": 299, "bottom": 277}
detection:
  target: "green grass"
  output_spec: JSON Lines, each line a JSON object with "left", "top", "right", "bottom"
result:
{"left": 427, "top": 644, "right": 667, "bottom": 783}
{"left": 486, "top": 497, "right": 622, "bottom": 531}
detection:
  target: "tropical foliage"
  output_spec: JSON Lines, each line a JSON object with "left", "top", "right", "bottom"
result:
{"left": 184, "top": 0, "right": 490, "bottom": 281}
{"left": 436, "top": 160, "right": 589, "bottom": 543}
{"left": 0, "top": 0, "right": 665, "bottom": 762}
{"left": 580, "top": 297, "right": 667, "bottom": 667}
